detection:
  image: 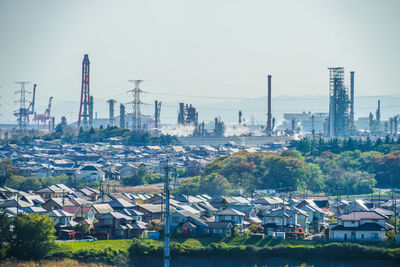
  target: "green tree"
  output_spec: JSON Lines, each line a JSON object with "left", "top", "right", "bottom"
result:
{"left": 74, "top": 222, "right": 90, "bottom": 238}
{"left": 373, "top": 151, "right": 400, "bottom": 187}
{"left": 281, "top": 150, "right": 304, "bottom": 160}
{"left": 305, "top": 163, "right": 325, "bottom": 192}
{"left": 0, "top": 212, "right": 12, "bottom": 244}
{"left": 121, "top": 166, "right": 149, "bottom": 186}
{"left": 173, "top": 176, "right": 200, "bottom": 195}
{"left": 199, "top": 173, "right": 232, "bottom": 196}
{"left": 261, "top": 155, "right": 308, "bottom": 190}
{"left": 0, "top": 159, "right": 16, "bottom": 187}
{"left": 8, "top": 214, "right": 56, "bottom": 260}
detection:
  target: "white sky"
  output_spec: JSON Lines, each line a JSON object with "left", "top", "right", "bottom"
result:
{"left": 0, "top": 0, "right": 399, "bottom": 124}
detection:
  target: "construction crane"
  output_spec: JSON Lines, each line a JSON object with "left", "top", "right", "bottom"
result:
{"left": 34, "top": 96, "right": 53, "bottom": 130}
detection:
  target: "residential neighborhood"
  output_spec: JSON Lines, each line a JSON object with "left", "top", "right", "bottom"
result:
{"left": 0, "top": 140, "right": 286, "bottom": 181}
{"left": 0, "top": 180, "right": 398, "bottom": 242}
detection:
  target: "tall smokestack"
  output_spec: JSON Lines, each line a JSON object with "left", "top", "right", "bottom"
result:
{"left": 350, "top": 71, "right": 355, "bottom": 127}
{"left": 267, "top": 75, "right": 272, "bottom": 133}
{"left": 120, "top": 104, "right": 125, "bottom": 128}
{"left": 107, "top": 99, "right": 116, "bottom": 127}
{"left": 154, "top": 100, "right": 161, "bottom": 128}
{"left": 376, "top": 99, "right": 381, "bottom": 133}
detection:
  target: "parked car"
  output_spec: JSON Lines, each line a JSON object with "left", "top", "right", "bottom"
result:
{"left": 83, "top": 235, "right": 97, "bottom": 241}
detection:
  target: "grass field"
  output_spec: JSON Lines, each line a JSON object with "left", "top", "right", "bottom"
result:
{"left": 57, "top": 239, "right": 133, "bottom": 253}
{"left": 57, "top": 236, "right": 400, "bottom": 253}
{"left": 1, "top": 259, "right": 112, "bottom": 267}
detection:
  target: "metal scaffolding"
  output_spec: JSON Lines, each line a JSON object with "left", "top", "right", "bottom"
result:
{"left": 328, "top": 67, "right": 350, "bottom": 137}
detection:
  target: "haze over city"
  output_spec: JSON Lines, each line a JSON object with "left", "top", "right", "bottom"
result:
{"left": 1, "top": 0, "right": 400, "bottom": 124}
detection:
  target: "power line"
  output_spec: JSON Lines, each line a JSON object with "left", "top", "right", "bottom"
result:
{"left": 143, "top": 90, "right": 250, "bottom": 100}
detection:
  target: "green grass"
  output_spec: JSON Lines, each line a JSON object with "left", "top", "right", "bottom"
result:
{"left": 169, "top": 236, "right": 400, "bottom": 249}
{"left": 56, "top": 237, "right": 400, "bottom": 253}
{"left": 56, "top": 239, "right": 133, "bottom": 253}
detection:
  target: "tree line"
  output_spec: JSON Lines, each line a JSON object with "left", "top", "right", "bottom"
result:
{"left": 290, "top": 136, "right": 400, "bottom": 155}
{"left": 174, "top": 147, "right": 400, "bottom": 196}
{"left": 2, "top": 125, "right": 181, "bottom": 146}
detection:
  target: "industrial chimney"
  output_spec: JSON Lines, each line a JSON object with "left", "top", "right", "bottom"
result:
{"left": 266, "top": 75, "right": 272, "bottom": 134}
{"left": 350, "top": 71, "right": 355, "bottom": 128}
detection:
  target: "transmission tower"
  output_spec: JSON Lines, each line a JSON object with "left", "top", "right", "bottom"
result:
{"left": 78, "top": 54, "right": 91, "bottom": 129}
{"left": 14, "top": 81, "right": 31, "bottom": 133}
{"left": 128, "top": 80, "right": 143, "bottom": 132}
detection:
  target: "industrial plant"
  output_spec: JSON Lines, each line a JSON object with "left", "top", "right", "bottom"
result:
{"left": 2, "top": 54, "right": 399, "bottom": 142}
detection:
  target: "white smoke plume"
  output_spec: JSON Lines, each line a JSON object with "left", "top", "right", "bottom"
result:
{"left": 224, "top": 125, "right": 264, "bottom": 137}
{"left": 161, "top": 125, "right": 195, "bottom": 137}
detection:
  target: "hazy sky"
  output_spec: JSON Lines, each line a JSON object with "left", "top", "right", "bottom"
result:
{"left": 0, "top": 0, "right": 399, "bottom": 124}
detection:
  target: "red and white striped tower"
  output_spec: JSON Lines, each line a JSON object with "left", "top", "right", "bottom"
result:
{"left": 78, "top": 54, "right": 90, "bottom": 128}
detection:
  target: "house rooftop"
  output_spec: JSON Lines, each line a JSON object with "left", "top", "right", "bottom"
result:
{"left": 338, "top": 211, "right": 387, "bottom": 221}
{"left": 216, "top": 208, "right": 245, "bottom": 217}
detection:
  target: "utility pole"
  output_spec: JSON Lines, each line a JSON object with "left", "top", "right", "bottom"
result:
{"left": 395, "top": 190, "right": 397, "bottom": 235}
{"left": 162, "top": 160, "right": 173, "bottom": 267}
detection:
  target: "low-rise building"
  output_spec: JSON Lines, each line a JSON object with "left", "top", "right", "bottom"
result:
{"left": 329, "top": 211, "right": 392, "bottom": 241}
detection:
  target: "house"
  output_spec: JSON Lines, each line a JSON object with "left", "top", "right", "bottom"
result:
{"left": 131, "top": 220, "right": 148, "bottom": 237}
{"left": 0, "top": 187, "right": 19, "bottom": 198}
{"left": 329, "top": 211, "right": 392, "bottom": 241}
{"left": 62, "top": 206, "right": 96, "bottom": 222}
{"left": 215, "top": 208, "right": 245, "bottom": 225}
{"left": 262, "top": 207, "right": 292, "bottom": 233}
{"left": 228, "top": 204, "right": 257, "bottom": 218}
{"left": 119, "top": 164, "right": 138, "bottom": 178}
{"left": 52, "top": 167, "right": 77, "bottom": 177}
{"left": 253, "top": 196, "right": 282, "bottom": 210}
{"left": 22, "top": 206, "right": 47, "bottom": 215}
{"left": 194, "top": 202, "right": 218, "bottom": 218}
{"left": 92, "top": 203, "right": 114, "bottom": 216}
{"left": 133, "top": 204, "right": 164, "bottom": 222}
{"left": 297, "top": 199, "right": 326, "bottom": 232}
{"left": 108, "top": 198, "right": 134, "bottom": 211}
{"left": 35, "top": 185, "right": 65, "bottom": 199}
{"left": 51, "top": 159, "right": 75, "bottom": 168}
{"left": 20, "top": 194, "right": 45, "bottom": 206}
{"left": 120, "top": 209, "right": 144, "bottom": 222}
{"left": 78, "top": 187, "right": 100, "bottom": 201}
{"left": 41, "top": 198, "right": 74, "bottom": 211}
{"left": 0, "top": 198, "right": 33, "bottom": 210}
{"left": 172, "top": 210, "right": 209, "bottom": 237}
{"left": 95, "top": 212, "right": 135, "bottom": 239}
{"left": 343, "top": 199, "right": 369, "bottom": 214}
{"left": 77, "top": 165, "right": 105, "bottom": 181}
{"left": 46, "top": 209, "right": 74, "bottom": 233}
{"left": 205, "top": 221, "right": 234, "bottom": 237}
